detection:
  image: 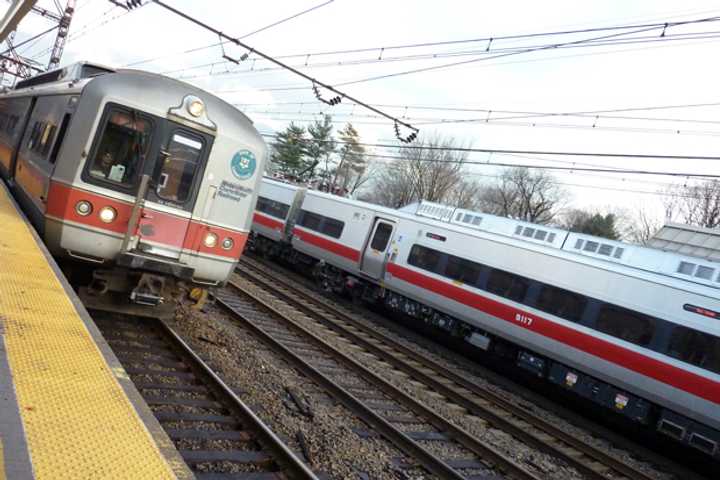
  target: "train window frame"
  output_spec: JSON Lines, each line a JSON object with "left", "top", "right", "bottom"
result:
{"left": 321, "top": 217, "right": 345, "bottom": 239}
{"left": 595, "top": 304, "right": 657, "bottom": 348}
{"left": 256, "top": 196, "right": 290, "bottom": 220}
{"left": 486, "top": 268, "right": 530, "bottom": 303}
{"left": 535, "top": 284, "right": 587, "bottom": 323}
{"left": 666, "top": 325, "right": 720, "bottom": 375}
{"left": 152, "top": 129, "right": 206, "bottom": 206}
{"left": 82, "top": 103, "right": 156, "bottom": 194}
{"left": 445, "top": 254, "right": 482, "bottom": 285}
{"left": 370, "top": 222, "right": 393, "bottom": 251}
{"left": 407, "top": 244, "right": 445, "bottom": 275}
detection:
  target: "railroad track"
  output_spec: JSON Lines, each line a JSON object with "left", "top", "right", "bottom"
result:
{"left": 234, "top": 256, "right": 658, "bottom": 480}
{"left": 92, "top": 312, "right": 320, "bottom": 480}
{"left": 218, "top": 268, "right": 543, "bottom": 480}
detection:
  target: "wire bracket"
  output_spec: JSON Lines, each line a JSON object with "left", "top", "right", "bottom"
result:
{"left": 313, "top": 83, "right": 342, "bottom": 106}
{"left": 394, "top": 121, "right": 418, "bottom": 143}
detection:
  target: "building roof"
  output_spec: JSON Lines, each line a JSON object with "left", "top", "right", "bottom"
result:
{"left": 648, "top": 223, "right": 720, "bottom": 262}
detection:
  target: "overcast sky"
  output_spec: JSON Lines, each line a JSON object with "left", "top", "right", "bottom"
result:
{"left": 7, "top": 0, "right": 720, "bottom": 224}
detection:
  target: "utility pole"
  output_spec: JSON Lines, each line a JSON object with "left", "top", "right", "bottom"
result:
{"left": 0, "top": 0, "right": 75, "bottom": 86}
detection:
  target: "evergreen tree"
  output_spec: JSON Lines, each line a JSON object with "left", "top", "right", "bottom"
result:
{"left": 565, "top": 210, "right": 620, "bottom": 240}
{"left": 305, "top": 115, "right": 335, "bottom": 185}
{"left": 332, "top": 123, "right": 368, "bottom": 194}
{"left": 270, "top": 123, "right": 309, "bottom": 179}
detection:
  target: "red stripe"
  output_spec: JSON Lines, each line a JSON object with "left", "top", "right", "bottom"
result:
{"left": 253, "top": 211, "right": 285, "bottom": 231}
{"left": 46, "top": 182, "right": 245, "bottom": 259}
{"left": 387, "top": 262, "right": 720, "bottom": 405}
{"left": 292, "top": 227, "right": 360, "bottom": 262}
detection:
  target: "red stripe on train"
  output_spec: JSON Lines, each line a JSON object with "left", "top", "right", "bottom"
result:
{"left": 292, "top": 227, "right": 361, "bottom": 262}
{"left": 386, "top": 262, "right": 720, "bottom": 405}
{"left": 46, "top": 182, "right": 245, "bottom": 259}
{"left": 253, "top": 211, "right": 285, "bottom": 231}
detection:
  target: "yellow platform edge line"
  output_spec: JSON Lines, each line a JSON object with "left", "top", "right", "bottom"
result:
{"left": 0, "top": 184, "right": 177, "bottom": 480}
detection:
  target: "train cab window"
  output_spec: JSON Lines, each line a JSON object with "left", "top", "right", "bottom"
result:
{"left": 445, "top": 255, "right": 481, "bottom": 285}
{"left": 408, "top": 244, "right": 443, "bottom": 274}
{"left": 486, "top": 269, "right": 529, "bottom": 302}
{"left": 155, "top": 132, "right": 203, "bottom": 203}
{"left": 536, "top": 285, "right": 587, "bottom": 323}
{"left": 667, "top": 326, "right": 720, "bottom": 375}
{"left": 89, "top": 109, "right": 152, "bottom": 187}
{"left": 595, "top": 305, "right": 656, "bottom": 347}
{"left": 370, "top": 223, "right": 393, "bottom": 251}
{"left": 256, "top": 196, "right": 290, "bottom": 219}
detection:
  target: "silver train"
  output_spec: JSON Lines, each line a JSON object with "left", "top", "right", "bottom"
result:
{"left": 250, "top": 177, "right": 720, "bottom": 458}
{"left": 0, "top": 62, "right": 265, "bottom": 308}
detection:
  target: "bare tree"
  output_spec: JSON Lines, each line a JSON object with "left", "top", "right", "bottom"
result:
{"left": 477, "top": 167, "right": 567, "bottom": 224}
{"left": 367, "top": 136, "right": 470, "bottom": 208}
{"left": 663, "top": 179, "right": 720, "bottom": 228}
{"left": 624, "top": 206, "right": 662, "bottom": 244}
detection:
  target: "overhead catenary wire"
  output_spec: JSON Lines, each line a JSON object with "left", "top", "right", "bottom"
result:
{"left": 141, "top": 0, "right": 419, "bottom": 141}
{"left": 124, "top": 0, "right": 337, "bottom": 68}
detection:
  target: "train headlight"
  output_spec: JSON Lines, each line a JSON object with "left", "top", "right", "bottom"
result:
{"left": 99, "top": 206, "right": 117, "bottom": 223}
{"left": 75, "top": 200, "right": 93, "bottom": 216}
{"left": 188, "top": 98, "right": 205, "bottom": 117}
{"left": 204, "top": 232, "right": 218, "bottom": 248}
{"left": 221, "top": 237, "right": 234, "bottom": 250}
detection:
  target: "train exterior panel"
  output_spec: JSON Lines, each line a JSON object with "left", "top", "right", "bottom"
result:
{"left": 253, "top": 178, "right": 299, "bottom": 242}
{"left": 0, "top": 62, "right": 265, "bottom": 307}
{"left": 250, "top": 177, "right": 720, "bottom": 456}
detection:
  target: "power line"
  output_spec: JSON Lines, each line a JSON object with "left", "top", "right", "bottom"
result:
{"left": 141, "top": 0, "right": 419, "bottom": 142}
{"left": 257, "top": 133, "right": 720, "bottom": 178}
{"left": 124, "top": 0, "right": 337, "bottom": 68}
{"left": 167, "top": 30, "right": 720, "bottom": 80}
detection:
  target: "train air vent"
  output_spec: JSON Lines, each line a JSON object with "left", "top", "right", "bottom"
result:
{"left": 574, "top": 239, "right": 584, "bottom": 249}
{"left": 548, "top": 233, "right": 556, "bottom": 242}
{"left": 523, "top": 227, "right": 535, "bottom": 238}
{"left": 695, "top": 265, "right": 715, "bottom": 280}
{"left": 657, "top": 419, "right": 686, "bottom": 440}
{"left": 689, "top": 433, "right": 718, "bottom": 455}
{"left": 515, "top": 225, "right": 523, "bottom": 235}
{"left": 471, "top": 216, "right": 482, "bottom": 225}
{"left": 463, "top": 213, "right": 472, "bottom": 223}
{"left": 583, "top": 241, "right": 599, "bottom": 253}
{"left": 534, "top": 230, "right": 547, "bottom": 241}
{"left": 613, "top": 247, "right": 624, "bottom": 259}
{"left": 598, "top": 244, "right": 613, "bottom": 256}
{"left": 455, "top": 212, "right": 462, "bottom": 221}
{"left": 677, "top": 261, "right": 696, "bottom": 275}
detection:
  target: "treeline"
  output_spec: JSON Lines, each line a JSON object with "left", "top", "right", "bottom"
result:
{"left": 270, "top": 115, "right": 720, "bottom": 243}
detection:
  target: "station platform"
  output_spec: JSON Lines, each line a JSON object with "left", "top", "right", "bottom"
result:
{"left": 0, "top": 182, "right": 191, "bottom": 479}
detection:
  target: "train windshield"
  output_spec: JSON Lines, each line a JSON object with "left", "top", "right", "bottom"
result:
{"left": 155, "top": 132, "right": 204, "bottom": 203}
{"left": 88, "top": 109, "right": 151, "bottom": 187}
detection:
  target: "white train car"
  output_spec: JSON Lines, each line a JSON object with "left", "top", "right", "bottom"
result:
{"left": 249, "top": 179, "right": 720, "bottom": 457}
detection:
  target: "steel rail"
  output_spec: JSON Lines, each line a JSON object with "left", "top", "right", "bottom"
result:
{"left": 237, "top": 256, "right": 658, "bottom": 480}
{"left": 220, "top": 280, "right": 541, "bottom": 480}
{"left": 94, "top": 314, "right": 319, "bottom": 480}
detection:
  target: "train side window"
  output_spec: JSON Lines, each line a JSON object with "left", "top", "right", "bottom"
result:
{"left": 256, "top": 196, "right": 290, "bottom": 219}
{"left": 536, "top": 285, "right": 587, "bottom": 322}
{"left": 48, "top": 114, "right": 71, "bottom": 165}
{"left": 445, "top": 255, "right": 481, "bottom": 285}
{"left": 88, "top": 109, "right": 152, "bottom": 187}
{"left": 27, "top": 121, "right": 43, "bottom": 151}
{"left": 155, "top": 132, "right": 204, "bottom": 204}
{"left": 596, "top": 305, "right": 656, "bottom": 347}
{"left": 298, "top": 210, "right": 323, "bottom": 231}
{"left": 486, "top": 269, "right": 529, "bottom": 302}
{"left": 321, "top": 217, "right": 344, "bottom": 239}
{"left": 667, "top": 326, "right": 720, "bottom": 375}
{"left": 408, "top": 244, "right": 443, "bottom": 274}
{"left": 370, "top": 223, "right": 393, "bottom": 251}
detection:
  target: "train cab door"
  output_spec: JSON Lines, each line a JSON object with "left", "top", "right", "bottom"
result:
{"left": 134, "top": 125, "right": 212, "bottom": 260}
{"left": 360, "top": 218, "right": 395, "bottom": 279}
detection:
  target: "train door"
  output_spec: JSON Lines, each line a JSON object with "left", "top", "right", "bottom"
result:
{"left": 360, "top": 218, "right": 395, "bottom": 279}
{"left": 14, "top": 95, "right": 73, "bottom": 232}
{"left": 135, "top": 125, "right": 212, "bottom": 259}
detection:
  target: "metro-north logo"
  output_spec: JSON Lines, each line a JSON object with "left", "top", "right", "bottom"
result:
{"left": 231, "top": 150, "right": 256, "bottom": 180}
